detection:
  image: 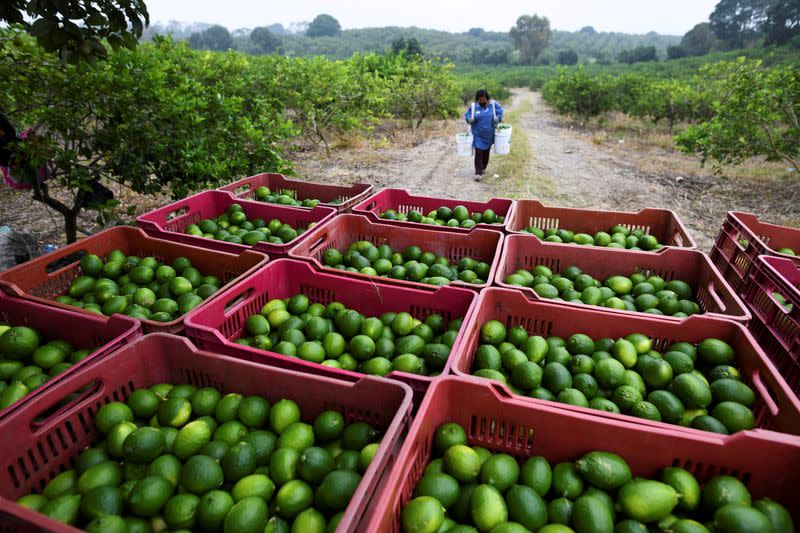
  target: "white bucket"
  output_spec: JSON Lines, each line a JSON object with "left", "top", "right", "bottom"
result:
{"left": 494, "top": 125, "right": 512, "bottom": 155}
{"left": 456, "top": 132, "right": 473, "bottom": 157}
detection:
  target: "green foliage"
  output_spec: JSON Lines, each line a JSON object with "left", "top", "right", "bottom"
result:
{"left": 306, "top": 14, "right": 342, "bottom": 38}
{"left": 710, "top": 0, "right": 772, "bottom": 49}
{"left": 510, "top": 14, "right": 552, "bottom": 65}
{"left": 1, "top": 28, "right": 461, "bottom": 242}
{"left": 352, "top": 54, "right": 460, "bottom": 130}
{"left": 0, "top": 30, "right": 293, "bottom": 242}
{"left": 262, "top": 54, "right": 386, "bottom": 150}
{"left": 667, "top": 46, "right": 689, "bottom": 59}
{"left": 618, "top": 45, "right": 658, "bottom": 64}
{"left": 391, "top": 37, "right": 424, "bottom": 58}
{"left": 188, "top": 25, "right": 234, "bottom": 51}
{"left": 681, "top": 23, "right": 719, "bottom": 56}
{"left": 455, "top": 75, "right": 511, "bottom": 105}
{"left": 676, "top": 59, "right": 800, "bottom": 173}
{"left": 557, "top": 50, "right": 579, "bottom": 65}
{"left": 708, "top": 0, "right": 799, "bottom": 49}
{"left": 0, "top": 0, "right": 149, "bottom": 62}
{"left": 541, "top": 67, "right": 615, "bottom": 122}
{"left": 764, "top": 0, "right": 800, "bottom": 45}
{"left": 151, "top": 22, "right": 682, "bottom": 67}
{"left": 250, "top": 27, "right": 281, "bottom": 54}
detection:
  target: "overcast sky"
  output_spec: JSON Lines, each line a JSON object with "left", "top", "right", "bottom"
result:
{"left": 145, "top": 0, "right": 719, "bottom": 35}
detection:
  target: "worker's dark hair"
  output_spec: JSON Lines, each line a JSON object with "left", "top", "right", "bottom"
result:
{"left": 475, "top": 89, "right": 490, "bottom": 101}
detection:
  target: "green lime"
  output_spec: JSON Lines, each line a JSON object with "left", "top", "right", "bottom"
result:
{"left": 181, "top": 454, "right": 224, "bottom": 495}
{"left": 223, "top": 496, "right": 269, "bottom": 533}
{"left": 95, "top": 402, "right": 134, "bottom": 435}
{"left": 270, "top": 398, "right": 301, "bottom": 434}
{"left": 127, "top": 475, "right": 173, "bottom": 517}
{"left": 315, "top": 469, "right": 362, "bottom": 512}
{"left": 145, "top": 454, "right": 181, "bottom": 489}
{"left": 270, "top": 447, "right": 301, "bottom": 485}
{"left": 157, "top": 397, "right": 192, "bottom": 428}
{"left": 195, "top": 490, "right": 234, "bottom": 532}
{"left": 298, "top": 446, "right": 335, "bottom": 484}
{"left": 221, "top": 441, "right": 258, "bottom": 483}
{"left": 443, "top": 444, "right": 481, "bottom": 483}
{"left": 188, "top": 387, "right": 221, "bottom": 417}
{"left": 401, "top": 496, "right": 444, "bottom": 533}
{"left": 215, "top": 393, "right": 244, "bottom": 423}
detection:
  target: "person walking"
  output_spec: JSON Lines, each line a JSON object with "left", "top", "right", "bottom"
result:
{"left": 465, "top": 89, "right": 504, "bottom": 181}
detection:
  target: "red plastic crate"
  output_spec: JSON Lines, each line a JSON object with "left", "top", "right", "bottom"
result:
{"left": 218, "top": 172, "right": 373, "bottom": 213}
{"left": 184, "top": 259, "right": 478, "bottom": 407}
{"left": 497, "top": 233, "right": 750, "bottom": 323}
{"left": 0, "top": 333, "right": 412, "bottom": 533}
{"left": 289, "top": 214, "right": 504, "bottom": 292}
{"left": 449, "top": 287, "right": 800, "bottom": 438}
{"left": 351, "top": 188, "right": 516, "bottom": 233}
{"left": 0, "top": 227, "right": 268, "bottom": 334}
{"left": 506, "top": 199, "right": 696, "bottom": 250}
{"left": 711, "top": 211, "right": 800, "bottom": 297}
{"left": 744, "top": 255, "right": 800, "bottom": 398}
{"left": 361, "top": 376, "right": 800, "bottom": 532}
{"left": 137, "top": 190, "right": 336, "bottom": 258}
{"left": 0, "top": 292, "right": 140, "bottom": 421}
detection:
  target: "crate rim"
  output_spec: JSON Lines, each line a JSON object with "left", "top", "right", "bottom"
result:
{"left": 496, "top": 233, "right": 751, "bottom": 323}
{"left": 350, "top": 187, "right": 517, "bottom": 234}
{"left": 288, "top": 213, "right": 505, "bottom": 292}
{"left": 217, "top": 171, "right": 374, "bottom": 212}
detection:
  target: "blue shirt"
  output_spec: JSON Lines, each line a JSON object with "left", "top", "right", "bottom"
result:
{"left": 464, "top": 100, "right": 504, "bottom": 150}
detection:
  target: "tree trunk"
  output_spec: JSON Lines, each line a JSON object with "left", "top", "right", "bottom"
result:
{"left": 64, "top": 212, "right": 78, "bottom": 243}
{"left": 31, "top": 175, "right": 84, "bottom": 244}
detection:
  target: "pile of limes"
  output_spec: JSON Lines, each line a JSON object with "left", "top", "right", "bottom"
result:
{"left": 523, "top": 224, "right": 663, "bottom": 251}
{"left": 17, "top": 383, "right": 381, "bottom": 532}
{"left": 56, "top": 251, "right": 221, "bottom": 321}
{"left": 0, "top": 325, "right": 95, "bottom": 410}
{"left": 253, "top": 186, "right": 327, "bottom": 208}
{"left": 380, "top": 205, "right": 503, "bottom": 229}
{"left": 322, "top": 242, "right": 490, "bottom": 286}
{"left": 399, "top": 422, "right": 793, "bottom": 533}
{"left": 185, "top": 203, "right": 313, "bottom": 245}
{"left": 471, "top": 321, "right": 758, "bottom": 435}
{"left": 504, "top": 265, "right": 702, "bottom": 317}
{"left": 236, "top": 294, "right": 462, "bottom": 377}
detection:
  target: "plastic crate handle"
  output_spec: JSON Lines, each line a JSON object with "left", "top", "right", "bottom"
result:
{"left": 162, "top": 204, "right": 192, "bottom": 223}
{"left": 307, "top": 233, "right": 330, "bottom": 255}
{"left": 707, "top": 281, "right": 727, "bottom": 313}
{"left": 234, "top": 182, "right": 253, "bottom": 194}
{"left": 222, "top": 286, "right": 256, "bottom": 319}
{"left": 8, "top": 369, "right": 108, "bottom": 434}
{"left": 44, "top": 248, "right": 87, "bottom": 274}
{"left": 751, "top": 369, "right": 780, "bottom": 416}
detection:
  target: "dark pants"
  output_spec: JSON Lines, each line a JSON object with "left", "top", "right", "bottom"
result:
{"left": 474, "top": 147, "right": 491, "bottom": 175}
